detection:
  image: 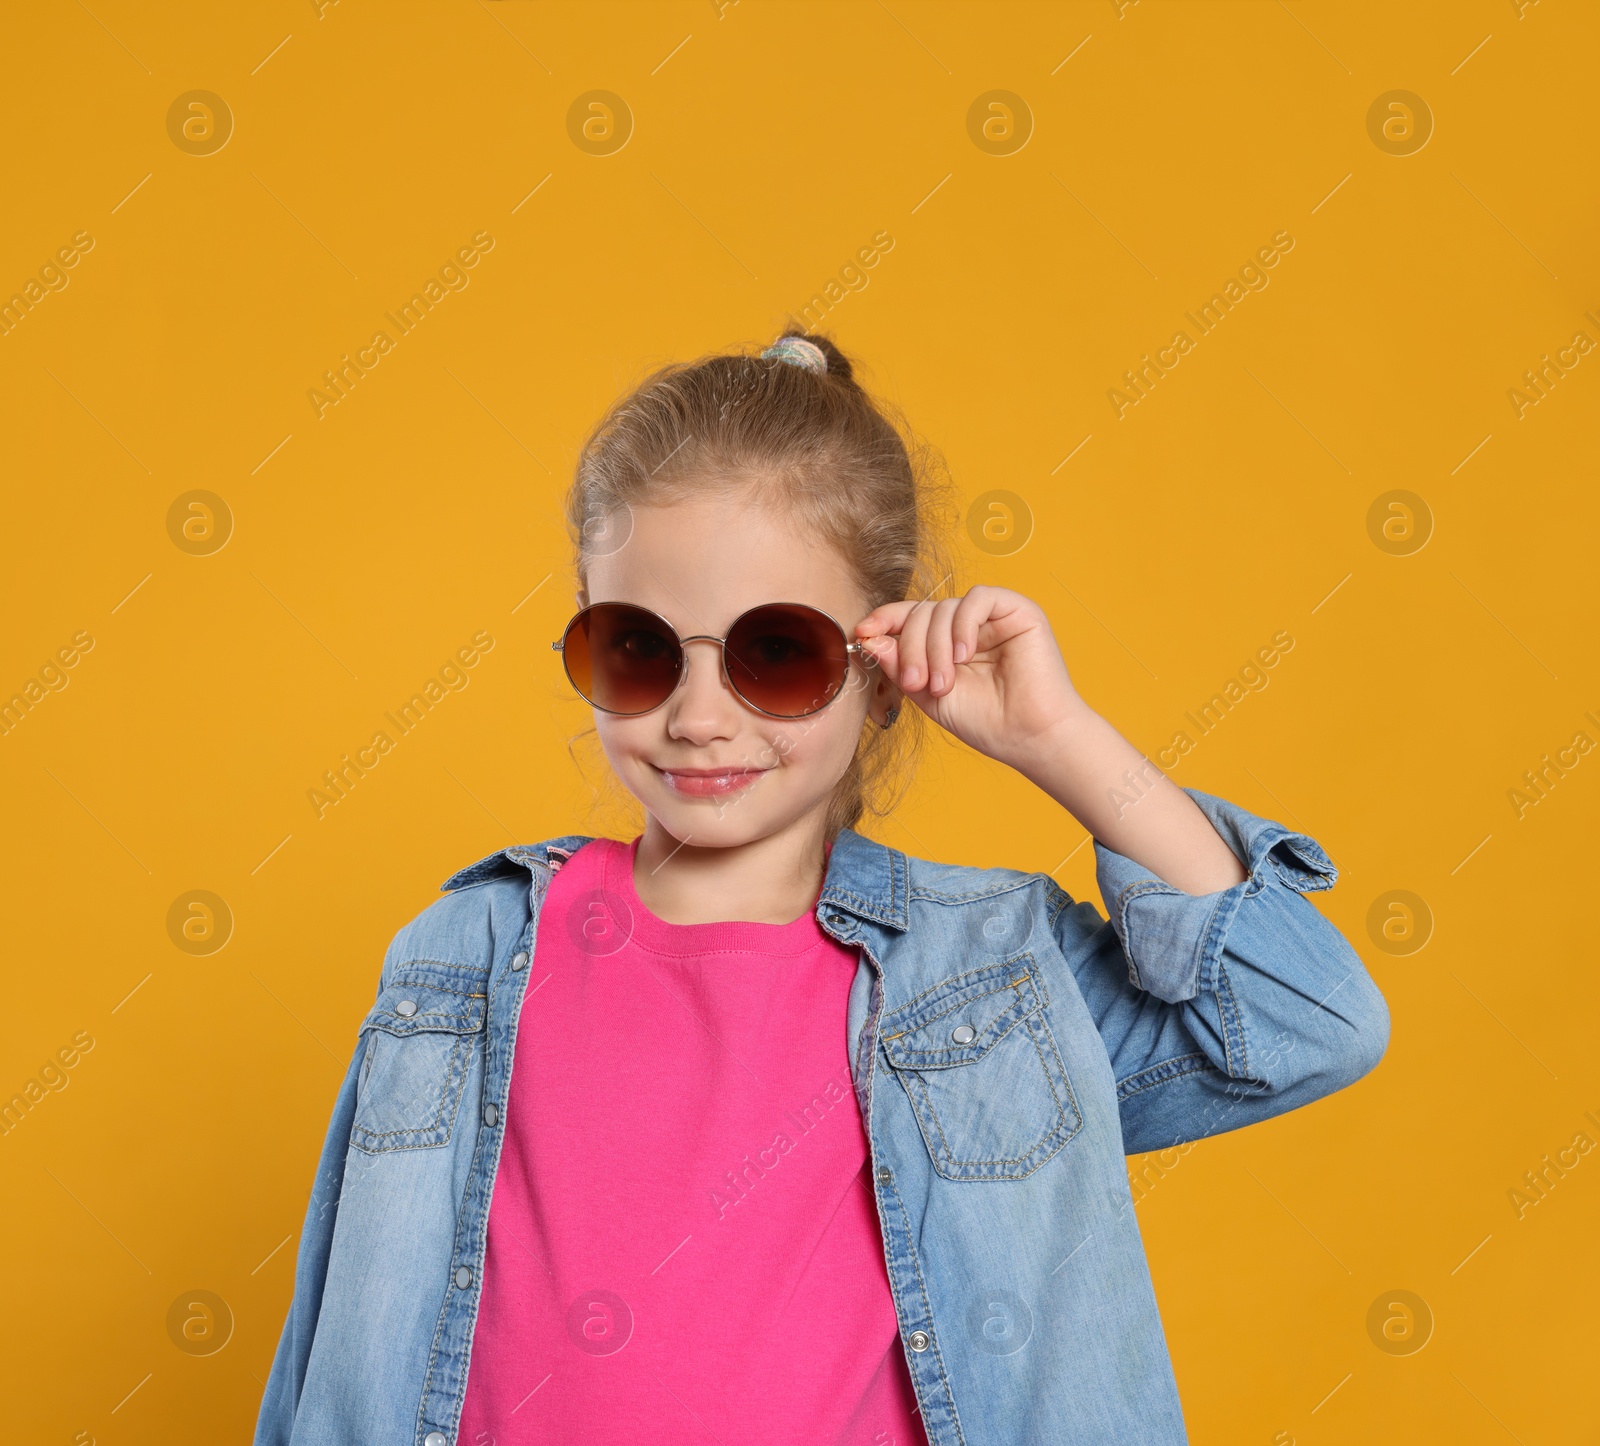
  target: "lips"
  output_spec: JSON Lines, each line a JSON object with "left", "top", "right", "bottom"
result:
{"left": 655, "top": 766, "right": 769, "bottom": 798}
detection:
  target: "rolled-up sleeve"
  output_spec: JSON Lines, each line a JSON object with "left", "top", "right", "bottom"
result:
{"left": 1047, "top": 787, "right": 1391, "bottom": 1156}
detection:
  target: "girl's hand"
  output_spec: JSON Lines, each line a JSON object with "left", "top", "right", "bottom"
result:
{"left": 860, "top": 586, "right": 1247, "bottom": 894}
{"left": 854, "top": 586, "right": 1090, "bottom": 768}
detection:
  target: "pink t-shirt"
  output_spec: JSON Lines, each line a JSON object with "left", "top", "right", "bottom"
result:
{"left": 457, "top": 835, "right": 928, "bottom": 1446}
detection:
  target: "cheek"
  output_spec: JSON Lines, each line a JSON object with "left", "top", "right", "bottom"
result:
{"left": 594, "top": 716, "right": 654, "bottom": 766}
{"left": 782, "top": 697, "right": 870, "bottom": 772}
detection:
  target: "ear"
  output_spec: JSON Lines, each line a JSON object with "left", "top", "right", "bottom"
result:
{"left": 867, "top": 664, "right": 902, "bottom": 727}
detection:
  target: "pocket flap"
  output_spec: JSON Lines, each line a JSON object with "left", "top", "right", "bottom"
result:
{"left": 361, "top": 961, "right": 488, "bottom": 1037}
{"left": 879, "top": 954, "right": 1046, "bottom": 1070}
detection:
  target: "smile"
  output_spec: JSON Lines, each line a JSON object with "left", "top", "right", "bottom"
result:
{"left": 655, "top": 766, "right": 770, "bottom": 798}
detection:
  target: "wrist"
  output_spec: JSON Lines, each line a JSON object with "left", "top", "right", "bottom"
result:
{"left": 996, "top": 696, "right": 1102, "bottom": 780}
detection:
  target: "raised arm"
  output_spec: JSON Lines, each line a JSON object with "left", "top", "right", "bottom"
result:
{"left": 851, "top": 584, "right": 1389, "bottom": 1154}
{"left": 1043, "top": 787, "right": 1389, "bottom": 1155}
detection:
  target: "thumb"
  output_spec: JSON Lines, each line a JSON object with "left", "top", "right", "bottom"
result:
{"left": 860, "top": 633, "right": 916, "bottom": 696}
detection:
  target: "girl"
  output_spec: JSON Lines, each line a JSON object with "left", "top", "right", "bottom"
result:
{"left": 255, "top": 331, "right": 1389, "bottom": 1446}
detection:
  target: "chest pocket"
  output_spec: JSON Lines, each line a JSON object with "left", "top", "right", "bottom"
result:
{"left": 350, "top": 963, "right": 488, "bottom": 1155}
{"left": 879, "top": 953, "right": 1081, "bottom": 1181}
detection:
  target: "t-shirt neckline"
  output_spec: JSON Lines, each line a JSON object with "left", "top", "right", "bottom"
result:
{"left": 601, "top": 835, "right": 835, "bottom": 958}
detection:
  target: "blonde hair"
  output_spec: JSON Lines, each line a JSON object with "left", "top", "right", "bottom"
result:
{"left": 562, "top": 329, "right": 961, "bottom": 841}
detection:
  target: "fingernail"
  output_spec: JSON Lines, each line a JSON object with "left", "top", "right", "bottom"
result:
{"left": 904, "top": 669, "right": 919, "bottom": 690}
{"left": 953, "top": 642, "right": 968, "bottom": 663}
{"left": 931, "top": 671, "right": 944, "bottom": 692}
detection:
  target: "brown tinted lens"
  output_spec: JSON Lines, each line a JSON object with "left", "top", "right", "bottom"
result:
{"left": 562, "top": 603, "right": 681, "bottom": 714}
{"left": 724, "top": 604, "right": 851, "bottom": 718}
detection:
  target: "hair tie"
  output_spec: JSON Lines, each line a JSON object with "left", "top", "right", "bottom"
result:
{"left": 761, "top": 335, "right": 828, "bottom": 374}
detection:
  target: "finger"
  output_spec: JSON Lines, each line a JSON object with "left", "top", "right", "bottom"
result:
{"left": 949, "top": 585, "right": 997, "bottom": 665}
{"left": 857, "top": 624, "right": 920, "bottom": 703}
{"left": 895, "top": 599, "right": 937, "bottom": 694}
{"left": 922, "top": 597, "right": 963, "bottom": 695}
{"left": 851, "top": 601, "right": 928, "bottom": 639}
{"left": 858, "top": 630, "right": 904, "bottom": 689}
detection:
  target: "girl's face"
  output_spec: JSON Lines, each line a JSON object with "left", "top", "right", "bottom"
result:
{"left": 579, "top": 489, "right": 899, "bottom": 848}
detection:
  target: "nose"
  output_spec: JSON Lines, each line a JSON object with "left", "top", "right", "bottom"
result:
{"left": 664, "top": 637, "right": 743, "bottom": 741}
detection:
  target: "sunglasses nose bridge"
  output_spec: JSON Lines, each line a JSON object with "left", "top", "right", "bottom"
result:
{"left": 671, "top": 633, "right": 741, "bottom": 700}
{"left": 652, "top": 639, "right": 745, "bottom": 735}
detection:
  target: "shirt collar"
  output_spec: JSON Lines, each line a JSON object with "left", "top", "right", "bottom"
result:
{"left": 816, "top": 826, "right": 910, "bottom": 931}
{"left": 440, "top": 826, "right": 910, "bottom": 932}
{"left": 438, "top": 837, "right": 595, "bottom": 892}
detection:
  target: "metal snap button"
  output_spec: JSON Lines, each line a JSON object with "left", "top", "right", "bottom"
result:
{"left": 424, "top": 1434, "right": 447, "bottom": 1446}
{"left": 484, "top": 1104, "right": 499, "bottom": 1127}
{"left": 908, "top": 1329, "right": 931, "bottom": 1352}
{"left": 511, "top": 951, "right": 529, "bottom": 971}
{"left": 827, "top": 913, "right": 848, "bottom": 927}
{"left": 454, "top": 1266, "right": 472, "bottom": 1289}
{"left": 951, "top": 1024, "right": 975, "bottom": 1044}
{"left": 395, "top": 999, "right": 418, "bottom": 1018}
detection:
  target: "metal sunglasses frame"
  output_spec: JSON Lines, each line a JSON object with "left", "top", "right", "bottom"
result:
{"left": 551, "top": 599, "right": 878, "bottom": 719}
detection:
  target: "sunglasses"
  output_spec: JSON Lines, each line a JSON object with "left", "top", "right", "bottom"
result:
{"left": 552, "top": 600, "right": 876, "bottom": 719}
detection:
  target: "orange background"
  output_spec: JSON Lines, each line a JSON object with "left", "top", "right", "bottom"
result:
{"left": 3, "top": 1, "right": 1597, "bottom": 1441}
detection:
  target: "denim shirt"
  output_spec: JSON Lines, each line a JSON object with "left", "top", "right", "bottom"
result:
{"left": 254, "top": 788, "right": 1389, "bottom": 1446}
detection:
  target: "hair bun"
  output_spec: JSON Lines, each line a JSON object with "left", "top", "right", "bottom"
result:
{"left": 762, "top": 334, "right": 829, "bottom": 374}
{"left": 764, "top": 330, "right": 856, "bottom": 384}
